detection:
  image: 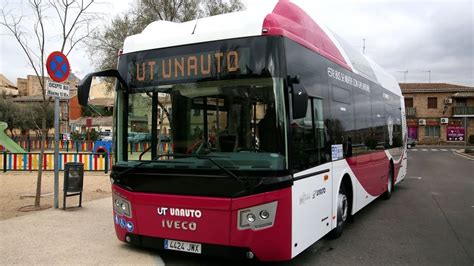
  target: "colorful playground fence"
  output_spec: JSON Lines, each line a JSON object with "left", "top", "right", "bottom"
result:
{"left": 16, "top": 139, "right": 95, "bottom": 152}
{"left": 12, "top": 139, "right": 173, "bottom": 153}
{"left": 1, "top": 152, "right": 112, "bottom": 173}
{"left": 128, "top": 142, "right": 174, "bottom": 153}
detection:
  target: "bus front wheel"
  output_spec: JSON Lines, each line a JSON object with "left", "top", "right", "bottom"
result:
{"left": 328, "top": 185, "right": 348, "bottom": 239}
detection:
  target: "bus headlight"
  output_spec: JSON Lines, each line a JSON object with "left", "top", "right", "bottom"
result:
{"left": 113, "top": 193, "right": 132, "bottom": 218}
{"left": 238, "top": 201, "right": 277, "bottom": 231}
{"left": 259, "top": 210, "right": 270, "bottom": 219}
{"left": 247, "top": 213, "right": 256, "bottom": 223}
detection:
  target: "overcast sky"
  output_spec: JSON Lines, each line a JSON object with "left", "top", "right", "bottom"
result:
{"left": 1, "top": 0, "right": 473, "bottom": 86}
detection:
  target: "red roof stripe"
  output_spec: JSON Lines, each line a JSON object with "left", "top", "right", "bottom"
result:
{"left": 262, "top": 1, "right": 351, "bottom": 71}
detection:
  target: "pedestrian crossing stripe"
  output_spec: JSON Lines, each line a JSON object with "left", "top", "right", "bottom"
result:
{"left": 408, "top": 148, "right": 462, "bottom": 152}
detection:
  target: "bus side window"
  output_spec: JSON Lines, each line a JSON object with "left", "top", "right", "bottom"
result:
{"left": 291, "top": 98, "right": 326, "bottom": 172}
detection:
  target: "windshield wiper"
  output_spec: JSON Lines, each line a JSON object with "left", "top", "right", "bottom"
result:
{"left": 154, "top": 153, "right": 247, "bottom": 187}
{"left": 112, "top": 161, "right": 155, "bottom": 180}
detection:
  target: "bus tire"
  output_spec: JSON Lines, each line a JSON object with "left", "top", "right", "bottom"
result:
{"left": 328, "top": 185, "right": 349, "bottom": 239}
{"left": 382, "top": 164, "right": 393, "bottom": 200}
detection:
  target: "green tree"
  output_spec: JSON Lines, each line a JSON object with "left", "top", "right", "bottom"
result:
{"left": 0, "top": 97, "right": 19, "bottom": 136}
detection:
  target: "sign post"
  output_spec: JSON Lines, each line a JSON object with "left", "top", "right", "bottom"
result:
{"left": 46, "top": 51, "right": 71, "bottom": 209}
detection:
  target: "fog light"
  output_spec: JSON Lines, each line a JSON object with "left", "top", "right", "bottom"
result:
{"left": 259, "top": 210, "right": 270, "bottom": 219}
{"left": 246, "top": 251, "right": 254, "bottom": 259}
{"left": 247, "top": 213, "right": 256, "bottom": 223}
{"left": 125, "top": 235, "right": 131, "bottom": 243}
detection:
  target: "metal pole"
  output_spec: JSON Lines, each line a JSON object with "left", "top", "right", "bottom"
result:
{"left": 422, "top": 70, "right": 431, "bottom": 83}
{"left": 54, "top": 97, "right": 60, "bottom": 209}
{"left": 397, "top": 70, "right": 408, "bottom": 83}
{"left": 464, "top": 116, "right": 467, "bottom": 148}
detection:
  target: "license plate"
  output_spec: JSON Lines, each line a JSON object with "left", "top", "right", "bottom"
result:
{"left": 164, "top": 239, "right": 202, "bottom": 254}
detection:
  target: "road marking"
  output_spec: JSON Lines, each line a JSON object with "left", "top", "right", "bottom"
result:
{"left": 422, "top": 149, "right": 428, "bottom": 151}
{"left": 440, "top": 149, "right": 448, "bottom": 151}
{"left": 407, "top": 176, "right": 423, "bottom": 180}
{"left": 453, "top": 151, "right": 474, "bottom": 161}
{"left": 450, "top": 149, "right": 457, "bottom": 151}
{"left": 411, "top": 149, "right": 418, "bottom": 151}
{"left": 431, "top": 149, "right": 438, "bottom": 151}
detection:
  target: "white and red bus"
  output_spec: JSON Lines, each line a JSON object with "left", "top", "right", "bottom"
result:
{"left": 78, "top": 0, "right": 407, "bottom": 261}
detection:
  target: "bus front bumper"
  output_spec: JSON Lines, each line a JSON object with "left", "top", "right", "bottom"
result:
{"left": 112, "top": 184, "right": 292, "bottom": 261}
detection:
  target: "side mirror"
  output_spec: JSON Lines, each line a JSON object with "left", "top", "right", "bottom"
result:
{"left": 292, "top": 83, "right": 308, "bottom": 119}
{"left": 78, "top": 69, "right": 128, "bottom": 106}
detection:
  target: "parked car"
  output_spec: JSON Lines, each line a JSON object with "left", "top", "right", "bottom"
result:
{"left": 98, "top": 131, "right": 112, "bottom": 141}
{"left": 159, "top": 135, "right": 171, "bottom": 142}
{"left": 407, "top": 138, "right": 416, "bottom": 148}
{"left": 127, "top": 132, "right": 171, "bottom": 143}
{"left": 128, "top": 132, "right": 151, "bottom": 143}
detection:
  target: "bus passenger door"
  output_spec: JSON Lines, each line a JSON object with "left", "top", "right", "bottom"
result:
{"left": 291, "top": 98, "right": 333, "bottom": 258}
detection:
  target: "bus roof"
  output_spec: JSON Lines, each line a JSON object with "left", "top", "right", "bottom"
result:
{"left": 123, "top": 0, "right": 401, "bottom": 96}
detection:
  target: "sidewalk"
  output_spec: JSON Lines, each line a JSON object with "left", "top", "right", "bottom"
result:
{"left": 0, "top": 197, "right": 164, "bottom": 265}
{"left": 0, "top": 171, "right": 112, "bottom": 220}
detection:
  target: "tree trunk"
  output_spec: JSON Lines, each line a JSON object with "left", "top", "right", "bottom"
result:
{"left": 34, "top": 113, "right": 47, "bottom": 207}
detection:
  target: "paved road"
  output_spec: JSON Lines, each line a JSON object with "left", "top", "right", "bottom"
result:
{"left": 1, "top": 149, "right": 473, "bottom": 265}
{"left": 162, "top": 150, "right": 474, "bottom": 265}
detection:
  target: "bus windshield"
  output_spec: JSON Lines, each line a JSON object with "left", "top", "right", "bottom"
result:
{"left": 120, "top": 77, "right": 288, "bottom": 174}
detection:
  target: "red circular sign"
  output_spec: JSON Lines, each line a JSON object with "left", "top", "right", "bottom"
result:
{"left": 46, "top": 51, "right": 70, "bottom": 82}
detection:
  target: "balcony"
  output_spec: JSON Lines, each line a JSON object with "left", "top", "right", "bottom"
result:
{"left": 405, "top": 107, "right": 416, "bottom": 117}
{"left": 453, "top": 106, "right": 474, "bottom": 116}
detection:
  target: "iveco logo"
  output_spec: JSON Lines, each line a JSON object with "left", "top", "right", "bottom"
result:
{"left": 161, "top": 219, "right": 197, "bottom": 231}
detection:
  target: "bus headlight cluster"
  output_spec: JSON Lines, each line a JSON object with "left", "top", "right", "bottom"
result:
{"left": 113, "top": 193, "right": 132, "bottom": 218}
{"left": 238, "top": 201, "right": 278, "bottom": 231}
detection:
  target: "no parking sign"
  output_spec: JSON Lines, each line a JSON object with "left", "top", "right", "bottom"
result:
{"left": 46, "top": 51, "right": 70, "bottom": 82}
{"left": 46, "top": 51, "right": 71, "bottom": 209}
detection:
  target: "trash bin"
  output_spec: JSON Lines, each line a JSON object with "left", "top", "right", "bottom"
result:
{"left": 63, "top": 162, "right": 84, "bottom": 209}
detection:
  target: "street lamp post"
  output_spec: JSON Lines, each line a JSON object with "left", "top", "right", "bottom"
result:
{"left": 422, "top": 70, "right": 431, "bottom": 83}
{"left": 397, "top": 70, "right": 409, "bottom": 83}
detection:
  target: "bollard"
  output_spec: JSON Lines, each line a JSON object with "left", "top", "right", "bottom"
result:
{"left": 3, "top": 151, "right": 6, "bottom": 173}
{"left": 104, "top": 152, "right": 109, "bottom": 174}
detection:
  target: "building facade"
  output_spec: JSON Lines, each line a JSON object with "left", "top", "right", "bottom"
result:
{"left": 16, "top": 74, "right": 78, "bottom": 96}
{"left": 401, "top": 83, "right": 474, "bottom": 145}
{"left": 0, "top": 74, "right": 18, "bottom": 96}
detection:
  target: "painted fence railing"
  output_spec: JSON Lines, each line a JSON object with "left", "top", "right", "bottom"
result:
{"left": 16, "top": 140, "right": 95, "bottom": 152}
{"left": 8, "top": 139, "right": 173, "bottom": 153}
{"left": 1, "top": 152, "right": 112, "bottom": 173}
{"left": 128, "top": 142, "right": 174, "bottom": 153}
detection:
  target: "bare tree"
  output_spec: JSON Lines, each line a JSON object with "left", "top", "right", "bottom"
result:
{"left": 89, "top": 0, "right": 245, "bottom": 71}
{"left": 1, "top": 0, "right": 97, "bottom": 209}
